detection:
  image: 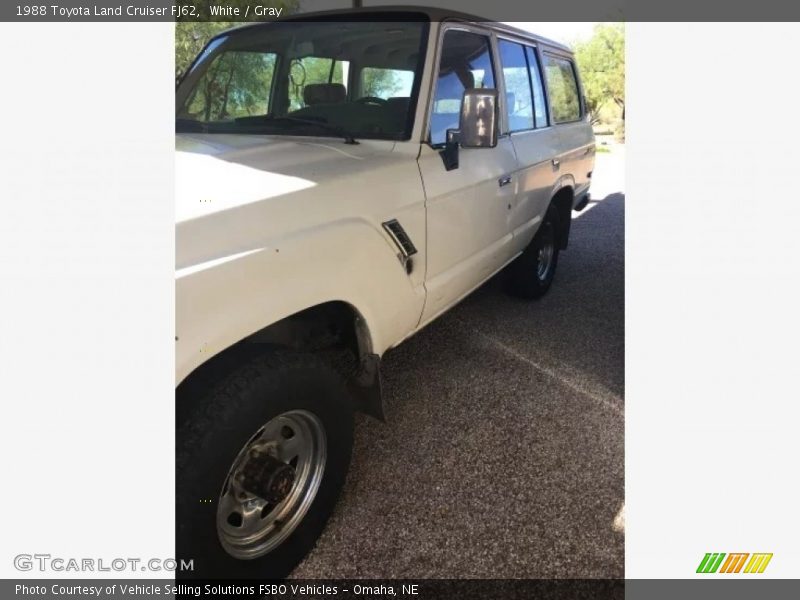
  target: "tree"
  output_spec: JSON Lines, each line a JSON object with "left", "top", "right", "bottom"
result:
{"left": 361, "top": 68, "right": 403, "bottom": 99}
{"left": 176, "top": 22, "right": 237, "bottom": 77}
{"left": 176, "top": 6, "right": 408, "bottom": 121}
{"left": 181, "top": 50, "right": 276, "bottom": 121}
{"left": 574, "top": 23, "right": 625, "bottom": 129}
{"left": 175, "top": 1, "right": 298, "bottom": 77}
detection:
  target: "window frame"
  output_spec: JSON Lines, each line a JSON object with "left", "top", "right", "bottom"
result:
{"left": 496, "top": 38, "right": 535, "bottom": 134}
{"left": 423, "top": 22, "right": 499, "bottom": 148}
{"left": 421, "top": 23, "right": 586, "bottom": 144}
{"left": 181, "top": 48, "right": 279, "bottom": 123}
{"left": 542, "top": 51, "right": 584, "bottom": 125}
{"left": 525, "top": 45, "right": 551, "bottom": 129}
{"left": 176, "top": 16, "right": 431, "bottom": 141}
{"left": 495, "top": 37, "right": 554, "bottom": 135}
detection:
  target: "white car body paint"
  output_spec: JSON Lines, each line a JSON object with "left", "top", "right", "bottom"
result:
{"left": 175, "top": 18, "right": 594, "bottom": 387}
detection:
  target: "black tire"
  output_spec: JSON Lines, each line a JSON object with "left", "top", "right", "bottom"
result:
{"left": 507, "top": 205, "right": 561, "bottom": 299}
{"left": 176, "top": 351, "right": 354, "bottom": 579}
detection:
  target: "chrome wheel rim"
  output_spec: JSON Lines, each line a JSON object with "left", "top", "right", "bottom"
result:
{"left": 216, "top": 410, "right": 326, "bottom": 559}
{"left": 536, "top": 224, "right": 555, "bottom": 281}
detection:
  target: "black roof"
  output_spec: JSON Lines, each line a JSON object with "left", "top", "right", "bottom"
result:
{"left": 217, "top": 5, "right": 571, "bottom": 53}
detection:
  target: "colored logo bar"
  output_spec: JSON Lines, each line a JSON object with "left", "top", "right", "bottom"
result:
{"left": 697, "top": 553, "right": 773, "bottom": 574}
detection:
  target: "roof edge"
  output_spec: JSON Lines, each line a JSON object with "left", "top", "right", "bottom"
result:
{"left": 212, "top": 6, "right": 572, "bottom": 53}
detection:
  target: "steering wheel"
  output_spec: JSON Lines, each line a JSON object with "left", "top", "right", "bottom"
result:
{"left": 356, "top": 96, "right": 389, "bottom": 106}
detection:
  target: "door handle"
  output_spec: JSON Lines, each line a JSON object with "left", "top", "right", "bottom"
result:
{"left": 552, "top": 158, "right": 561, "bottom": 168}
{"left": 498, "top": 175, "right": 512, "bottom": 187}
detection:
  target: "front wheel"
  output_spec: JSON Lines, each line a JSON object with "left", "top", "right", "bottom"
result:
{"left": 176, "top": 351, "right": 354, "bottom": 579}
{"left": 507, "top": 205, "right": 561, "bottom": 299}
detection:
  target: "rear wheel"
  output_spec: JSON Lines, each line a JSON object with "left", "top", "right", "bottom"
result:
{"left": 176, "top": 351, "right": 354, "bottom": 579}
{"left": 508, "top": 205, "right": 561, "bottom": 299}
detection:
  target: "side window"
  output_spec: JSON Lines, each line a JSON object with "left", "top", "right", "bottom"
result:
{"left": 525, "top": 47, "right": 548, "bottom": 128}
{"left": 543, "top": 54, "right": 581, "bottom": 123}
{"left": 430, "top": 30, "right": 495, "bottom": 145}
{"left": 181, "top": 51, "right": 276, "bottom": 122}
{"left": 498, "top": 40, "right": 534, "bottom": 132}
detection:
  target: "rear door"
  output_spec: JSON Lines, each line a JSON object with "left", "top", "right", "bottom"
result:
{"left": 497, "top": 38, "right": 561, "bottom": 254}
{"left": 541, "top": 51, "right": 595, "bottom": 198}
{"left": 418, "top": 26, "right": 518, "bottom": 325}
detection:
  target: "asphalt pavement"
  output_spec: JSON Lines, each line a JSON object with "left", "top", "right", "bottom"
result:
{"left": 294, "top": 149, "right": 625, "bottom": 578}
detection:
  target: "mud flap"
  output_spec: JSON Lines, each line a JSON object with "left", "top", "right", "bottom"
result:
{"left": 347, "top": 353, "right": 385, "bottom": 421}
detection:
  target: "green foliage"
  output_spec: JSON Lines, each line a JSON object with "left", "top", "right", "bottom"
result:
{"left": 574, "top": 23, "right": 625, "bottom": 126}
{"left": 287, "top": 56, "right": 345, "bottom": 111}
{"left": 176, "top": 22, "right": 236, "bottom": 77}
{"left": 361, "top": 68, "right": 403, "bottom": 99}
{"left": 182, "top": 51, "right": 276, "bottom": 121}
{"left": 543, "top": 56, "right": 581, "bottom": 123}
{"left": 285, "top": 59, "right": 405, "bottom": 110}
{"left": 176, "top": 10, "right": 412, "bottom": 122}
{"left": 175, "top": 0, "right": 297, "bottom": 76}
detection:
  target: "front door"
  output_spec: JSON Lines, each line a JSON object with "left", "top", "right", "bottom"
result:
{"left": 418, "top": 27, "right": 517, "bottom": 325}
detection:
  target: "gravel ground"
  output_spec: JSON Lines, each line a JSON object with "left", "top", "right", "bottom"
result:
{"left": 294, "top": 151, "right": 625, "bottom": 578}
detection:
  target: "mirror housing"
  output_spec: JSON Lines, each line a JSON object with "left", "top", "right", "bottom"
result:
{"left": 441, "top": 88, "right": 499, "bottom": 171}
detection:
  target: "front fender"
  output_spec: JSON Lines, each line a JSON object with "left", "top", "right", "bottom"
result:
{"left": 175, "top": 218, "right": 425, "bottom": 386}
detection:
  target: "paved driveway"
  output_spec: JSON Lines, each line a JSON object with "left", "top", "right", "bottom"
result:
{"left": 295, "top": 150, "right": 625, "bottom": 578}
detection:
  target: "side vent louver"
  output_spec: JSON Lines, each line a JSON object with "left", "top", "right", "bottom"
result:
{"left": 382, "top": 219, "right": 417, "bottom": 274}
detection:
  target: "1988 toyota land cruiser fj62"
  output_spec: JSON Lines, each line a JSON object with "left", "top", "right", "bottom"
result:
{"left": 175, "top": 8, "right": 594, "bottom": 578}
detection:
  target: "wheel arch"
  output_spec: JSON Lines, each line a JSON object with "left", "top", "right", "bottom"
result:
{"left": 176, "top": 300, "right": 381, "bottom": 426}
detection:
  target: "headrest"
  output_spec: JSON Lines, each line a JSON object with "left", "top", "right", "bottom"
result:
{"left": 304, "top": 83, "right": 346, "bottom": 106}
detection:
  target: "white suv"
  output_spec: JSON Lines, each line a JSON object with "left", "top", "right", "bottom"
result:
{"left": 175, "top": 8, "right": 594, "bottom": 578}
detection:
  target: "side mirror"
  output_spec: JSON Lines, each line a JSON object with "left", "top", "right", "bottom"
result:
{"left": 441, "top": 88, "right": 499, "bottom": 171}
{"left": 459, "top": 88, "right": 499, "bottom": 148}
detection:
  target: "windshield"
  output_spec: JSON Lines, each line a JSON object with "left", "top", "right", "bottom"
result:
{"left": 176, "top": 16, "right": 429, "bottom": 141}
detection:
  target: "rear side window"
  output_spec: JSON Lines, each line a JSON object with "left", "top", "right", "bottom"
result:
{"left": 525, "top": 47, "right": 548, "bottom": 128}
{"left": 543, "top": 54, "right": 581, "bottom": 123}
{"left": 430, "top": 29, "right": 495, "bottom": 145}
{"left": 498, "top": 40, "right": 534, "bottom": 132}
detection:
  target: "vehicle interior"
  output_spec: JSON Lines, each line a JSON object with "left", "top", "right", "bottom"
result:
{"left": 177, "top": 19, "right": 428, "bottom": 140}
{"left": 429, "top": 29, "right": 496, "bottom": 145}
